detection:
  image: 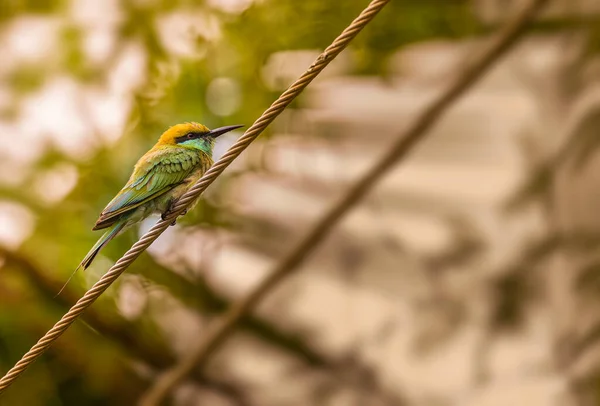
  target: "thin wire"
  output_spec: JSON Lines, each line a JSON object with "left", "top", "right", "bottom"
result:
{"left": 0, "top": 0, "right": 390, "bottom": 395}
{"left": 139, "top": 0, "right": 551, "bottom": 404}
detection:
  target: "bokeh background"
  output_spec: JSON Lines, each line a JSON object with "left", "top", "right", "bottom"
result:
{"left": 1, "top": 0, "right": 600, "bottom": 405}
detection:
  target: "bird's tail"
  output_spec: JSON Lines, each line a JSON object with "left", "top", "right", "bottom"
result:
{"left": 56, "top": 220, "right": 127, "bottom": 296}
{"left": 79, "top": 220, "right": 127, "bottom": 271}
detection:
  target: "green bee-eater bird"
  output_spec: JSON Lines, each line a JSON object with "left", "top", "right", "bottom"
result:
{"left": 79, "top": 122, "right": 242, "bottom": 271}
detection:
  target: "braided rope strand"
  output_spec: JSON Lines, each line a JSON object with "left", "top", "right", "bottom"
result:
{"left": 0, "top": 0, "right": 390, "bottom": 394}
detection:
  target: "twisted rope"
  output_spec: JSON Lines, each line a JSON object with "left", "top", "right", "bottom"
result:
{"left": 139, "top": 0, "right": 550, "bottom": 404}
{"left": 0, "top": 0, "right": 390, "bottom": 394}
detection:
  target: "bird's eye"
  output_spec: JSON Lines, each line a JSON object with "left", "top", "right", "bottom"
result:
{"left": 186, "top": 133, "right": 194, "bottom": 139}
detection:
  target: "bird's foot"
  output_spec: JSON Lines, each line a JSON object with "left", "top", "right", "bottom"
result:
{"left": 161, "top": 208, "right": 188, "bottom": 226}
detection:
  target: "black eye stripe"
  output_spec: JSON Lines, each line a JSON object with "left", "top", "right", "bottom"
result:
{"left": 175, "top": 131, "right": 209, "bottom": 143}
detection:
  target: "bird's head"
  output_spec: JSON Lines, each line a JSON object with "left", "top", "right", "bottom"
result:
{"left": 157, "top": 122, "right": 243, "bottom": 156}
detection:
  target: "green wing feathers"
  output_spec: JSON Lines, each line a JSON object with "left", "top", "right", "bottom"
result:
{"left": 93, "top": 148, "right": 202, "bottom": 230}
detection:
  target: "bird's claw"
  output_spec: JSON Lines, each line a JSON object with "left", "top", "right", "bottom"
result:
{"left": 161, "top": 208, "right": 188, "bottom": 226}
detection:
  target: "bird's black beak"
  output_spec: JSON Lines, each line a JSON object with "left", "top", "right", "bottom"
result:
{"left": 208, "top": 124, "right": 244, "bottom": 138}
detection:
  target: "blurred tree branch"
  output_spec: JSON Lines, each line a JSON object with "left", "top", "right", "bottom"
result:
{"left": 130, "top": 256, "right": 331, "bottom": 367}
{"left": 506, "top": 93, "right": 600, "bottom": 212}
{"left": 140, "top": 0, "right": 551, "bottom": 404}
{"left": 483, "top": 13, "right": 600, "bottom": 32}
